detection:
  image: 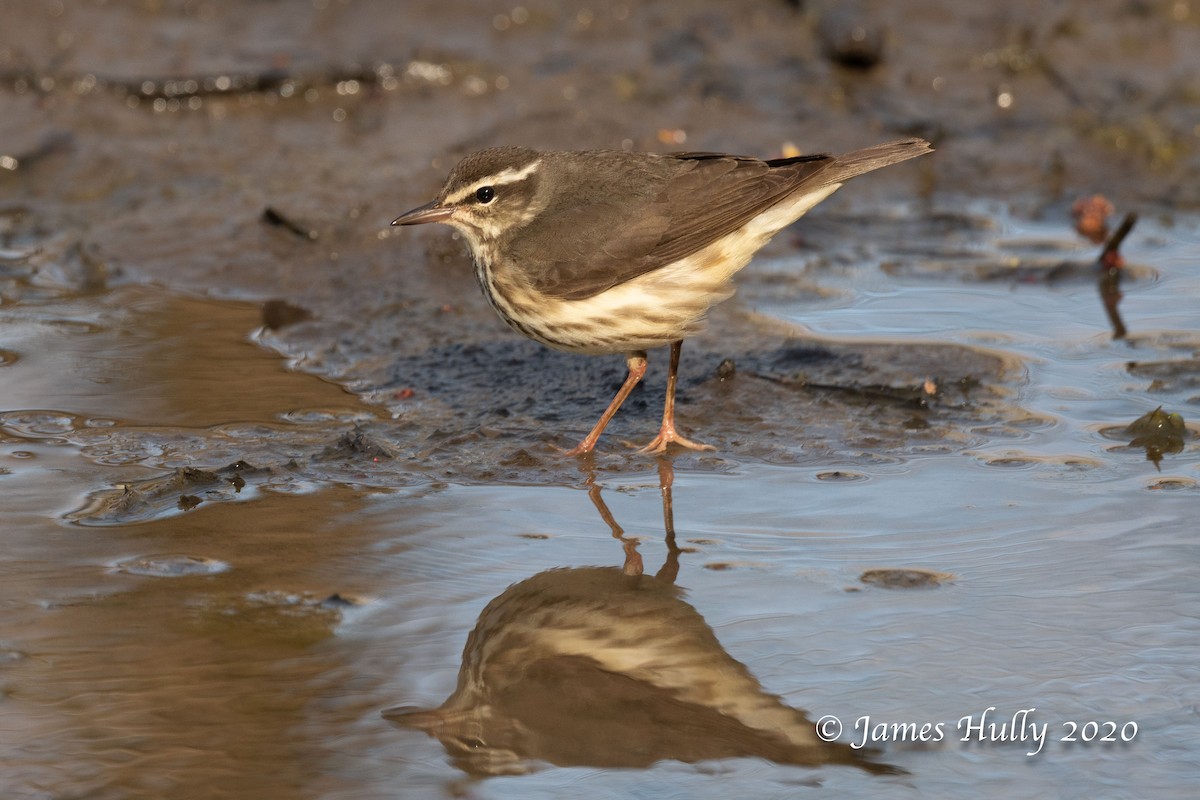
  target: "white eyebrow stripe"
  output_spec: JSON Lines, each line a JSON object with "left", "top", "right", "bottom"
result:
{"left": 444, "top": 159, "right": 542, "bottom": 205}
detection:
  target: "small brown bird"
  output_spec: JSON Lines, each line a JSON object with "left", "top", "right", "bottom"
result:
{"left": 393, "top": 138, "right": 931, "bottom": 455}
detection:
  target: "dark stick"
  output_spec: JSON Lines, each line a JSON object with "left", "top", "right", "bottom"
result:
{"left": 1100, "top": 212, "right": 1137, "bottom": 263}
{"left": 1097, "top": 212, "right": 1137, "bottom": 340}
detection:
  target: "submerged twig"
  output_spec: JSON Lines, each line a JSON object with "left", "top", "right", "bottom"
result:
{"left": 1100, "top": 212, "right": 1137, "bottom": 264}
{"left": 261, "top": 206, "right": 318, "bottom": 240}
{"left": 1097, "top": 211, "right": 1137, "bottom": 340}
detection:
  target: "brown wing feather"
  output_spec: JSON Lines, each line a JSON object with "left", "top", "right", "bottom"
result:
{"left": 635, "top": 154, "right": 832, "bottom": 271}
{"left": 518, "top": 139, "right": 929, "bottom": 301}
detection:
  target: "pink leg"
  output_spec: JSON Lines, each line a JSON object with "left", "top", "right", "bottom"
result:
{"left": 638, "top": 340, "right": 714, "bottom": 454}
{"left": 563, "top": 351, "right": 648, "bottom": 457}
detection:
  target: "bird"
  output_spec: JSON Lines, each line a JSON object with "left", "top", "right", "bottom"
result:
{"left": 392, "top": 138, "right": 932, "bottom": 455}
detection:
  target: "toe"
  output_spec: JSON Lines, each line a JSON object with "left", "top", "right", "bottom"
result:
{"left": 636, "top": 429, "right": 714, "bottom": 454}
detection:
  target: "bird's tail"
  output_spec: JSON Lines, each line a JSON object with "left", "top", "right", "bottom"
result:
{"left": 818, "top": 137, "right": 933, "bottom": 184}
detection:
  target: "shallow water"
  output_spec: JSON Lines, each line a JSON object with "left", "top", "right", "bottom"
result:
{"left": 1, "top": 205, "right": 1197, "bottom": 798}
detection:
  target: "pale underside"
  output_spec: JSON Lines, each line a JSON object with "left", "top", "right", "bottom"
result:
{"left": 465, "top": 182, "right": 842, "bottom": 355}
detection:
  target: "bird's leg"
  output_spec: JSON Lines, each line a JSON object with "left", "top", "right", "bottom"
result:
{"left": 654, "top": 457, "right": 682, "bottom": 583}
{"left": 585, "top": 479, "right": 643, "bottom": 576}
{"left": 563, "top": 350, "right": 648, "bottom": 457}
{"left": 639, "top": 340, "right": 715, "bottom": 454}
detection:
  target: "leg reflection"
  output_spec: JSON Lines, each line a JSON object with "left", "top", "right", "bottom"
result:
{"left": 584, "top": 456, "right": 683, "bottom": 582}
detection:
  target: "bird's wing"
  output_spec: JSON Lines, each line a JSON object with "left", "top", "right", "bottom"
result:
{"left": 517, "top": 152, "right": 836, "bottom": 301}
{"left": 515, "top": 139, "right": 930, "bottom": 301}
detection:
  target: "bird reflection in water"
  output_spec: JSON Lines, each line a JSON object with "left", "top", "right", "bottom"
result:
{"left": 384, "top": 460, "right": 899, "bottom": 777}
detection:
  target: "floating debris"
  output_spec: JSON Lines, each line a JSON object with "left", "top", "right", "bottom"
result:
{"left": 815, "top": 470, "right": 868, "bottom": 482}
{"left": 860, "top": 568, "right": 955, "bottom": 589}
{"left": 1125, "top": 406, "right": 1186, "bottom": 470}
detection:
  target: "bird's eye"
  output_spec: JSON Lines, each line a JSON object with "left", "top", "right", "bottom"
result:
{"left": 475, "top": 186, "right": 495, "bottom": 204}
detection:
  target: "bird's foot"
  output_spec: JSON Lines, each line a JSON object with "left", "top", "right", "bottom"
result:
{"left": 559, "top": 442, "right": 595, "bottom": 458}
{"left": 636, "top": 423, "right": 715, "bottom": 454}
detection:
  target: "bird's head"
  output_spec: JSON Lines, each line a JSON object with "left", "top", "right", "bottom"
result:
{"left": 392, "top": 147, "right": 547, "bottom": 254}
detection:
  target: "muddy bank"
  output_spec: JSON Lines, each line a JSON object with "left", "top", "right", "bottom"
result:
{"left": 2, "top": 0, "right": 1195, "bottom": 503}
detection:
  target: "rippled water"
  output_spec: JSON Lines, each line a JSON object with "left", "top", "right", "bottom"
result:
{"left": 1, "top": 207, "right": 1197, "bottom": 798}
